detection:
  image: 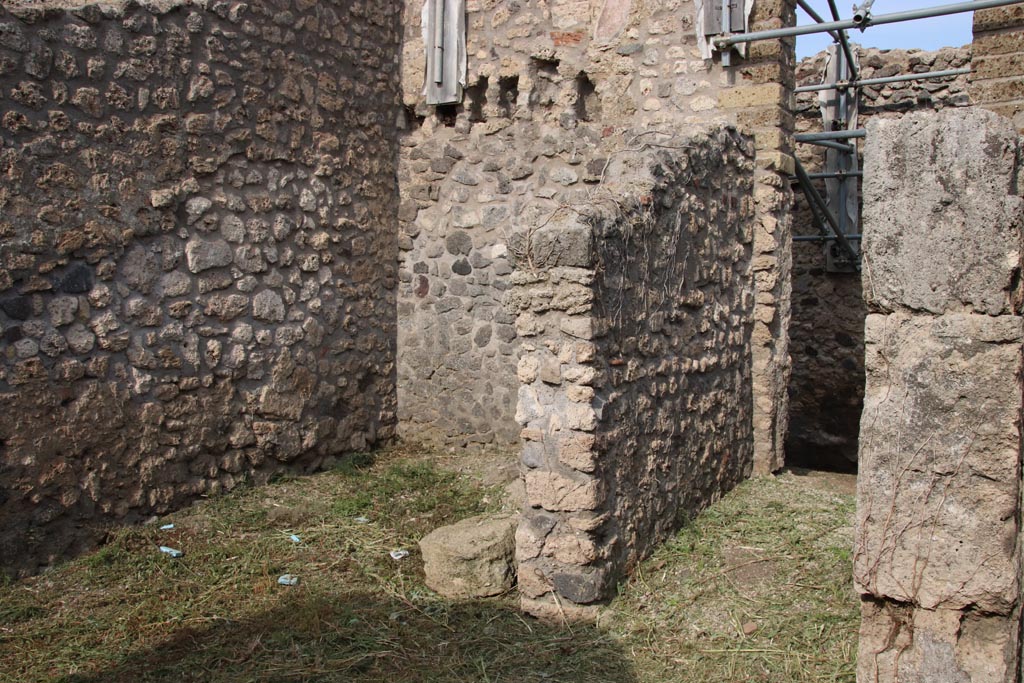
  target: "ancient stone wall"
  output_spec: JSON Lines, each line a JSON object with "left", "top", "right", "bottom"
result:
{"left": 396, "top": 0, "right": 795, "bottom": 471}
{"left": 727, "top": 0, "right": 796, "bottom": 476}
{"left": 0, "top": 0, "right": 401, "bottom": 576}
{"left": 855, "top": 109, "right": 1024, "bottom": 682}
{"left": 513, "top": 128, "right": 756, "bottom": 618}
{"left": 787, "top": 46, "right": 970, "bottom": 469}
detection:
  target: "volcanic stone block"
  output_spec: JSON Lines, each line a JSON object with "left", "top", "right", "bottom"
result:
{"left": 862, "top": 110, "right": 1024, "bottom": 316}
{"left": 855, "top": 312, "right": 1023, "bottom": 613}
{"left": 858, "top": 601, "right": 1019, "bottom": 683}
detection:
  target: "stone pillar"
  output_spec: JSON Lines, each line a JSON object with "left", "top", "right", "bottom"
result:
{"left": 719, "top": 0, "right": 796, "bottom": 474}
{"left": 971, "top": 4, "right": 1024, "bottom": 132}
{"left": 512, "top": 127, "right": 758, "bottom": 619}
{"left": 855, "top": 109, "right": 1024, "bottom": 682}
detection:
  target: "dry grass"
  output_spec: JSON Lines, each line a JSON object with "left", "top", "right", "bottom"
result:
{"left": 604, "top": 469, "right": 858, "bottom": 682}
{"left": 0, "top": 445, "right": 857, "bottom": 683}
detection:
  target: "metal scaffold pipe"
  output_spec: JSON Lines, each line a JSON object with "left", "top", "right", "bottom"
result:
{"left": 795, "top": 129, "right": 867, "bottom": 142}
{"left": 794, "top": 234, "right": 864, "bottom": 242}
{"left": 793, "top": 159, "right": 860, "bottom": 263}
{"left": 852, "top": 0, "right": 876, "bottom": 24}
{"left": 801, "top": 139, "right": 855, "bottom": 152}
{"left": 714, "top": 0, "right": 1024, "bottom": 48}
{"left": 805, "top": 170, "right": 864, "bottom": 179}
{"left": 826, "top": 0, "right": 860, "bottom": 81}
{"left": 794, "top": 67, "right": 972, "bottom": 93}
{"left": 794, "top": 0, "right": 843, "bottom": 42}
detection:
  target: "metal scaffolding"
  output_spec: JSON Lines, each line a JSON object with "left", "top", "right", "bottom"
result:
{"left": 714, "top": 0, "right": 1024, "bottom": 49}
{"left": 704, "top": 0, "right": 1024, "bottom": 272}
{"left": 794, "top": 67, "right": 972, "bottom": 94}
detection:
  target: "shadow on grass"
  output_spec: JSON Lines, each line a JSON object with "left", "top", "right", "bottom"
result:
{"left": 56, "top": 590, "right": 637, "bottom": 683}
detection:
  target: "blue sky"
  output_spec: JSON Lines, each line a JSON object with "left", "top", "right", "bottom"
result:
{"left": 795, "top": 0, "right": 974, "bottom": 58}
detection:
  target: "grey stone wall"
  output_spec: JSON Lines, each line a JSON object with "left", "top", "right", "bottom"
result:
{"left": 0, "top": 0, "right": 401, "bottom": 576}
{"left": 513, "top": 128, "right": 756, "bottom": 618}
{"left": 854, "top": 109, "right": 1024, "bottom": 682}
{"left": 787, "top": 46, "right": 971, "bottom": 469}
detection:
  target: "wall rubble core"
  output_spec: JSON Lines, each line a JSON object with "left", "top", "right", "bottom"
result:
{"left": 0, "top": 0, "right": 402, "bottom": 576}
{"left": 855, "top": 108, "right": 1024, "bottom": 683}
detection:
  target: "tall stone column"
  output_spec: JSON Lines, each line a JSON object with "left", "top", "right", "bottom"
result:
{"left": 855, "top": 109, "right": 1024, "bottom": 682}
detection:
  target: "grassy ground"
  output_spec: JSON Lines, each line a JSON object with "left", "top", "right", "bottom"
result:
{"left": 0, "top": 445, "right": 858, "bottom": 683}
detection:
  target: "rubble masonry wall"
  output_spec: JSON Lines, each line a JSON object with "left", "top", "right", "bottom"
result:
{"left": 855, "top": 108, "right": 1024, "bottom": 683}
{"left": 396, "top": 0, "right": 796, "bottom": 472}
{"left": 513, "top": 128, "right": 757, "bottom": 617}
{"left": 0, "top": 0, "right": 401, "bottom": 576}
{"left": 395, "top": 0, "right": 796, "bottom": 615}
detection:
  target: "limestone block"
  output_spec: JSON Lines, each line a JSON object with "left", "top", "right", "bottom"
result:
{"left": 524, "top": 470, "right": 603, "bottom": 511}
{"left": 516, "top": 511, "right": 558, "bottom": 561}
{"left": 862, "top": 110, "right": 1023, "bottom": 316}
{"left": 528, "top": 218, "right": 594, "bottom": 269}
{"left": 519, "top": 595, "right": 601, "bottom": 622}
{"left": 419, "top": 514, "right": 517, "bottom": 598}
{"left": 516, "top": 561, "right": 553, "bottom": 599}
{"left": 544, "top": 530, "right": 599, "bottom": 564}
{"left": 593, "top": 0, "right": 632, "bottom": 43}
{"left": 855, "top": 312, "right": 1022, "bottom": 612}
{"left": 556, "top": 431, "right": 596, "bottom": 472}
{"left": 517, "top": 355, "right": 539, "bottom": 383}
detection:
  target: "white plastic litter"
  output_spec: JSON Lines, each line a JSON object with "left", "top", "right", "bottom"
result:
{"left": 389, "top": 550, "right": 410, "bottom": 561}
{"left": 289, "top": 534, "right": 301, "bottom": 543}
{"left": 354, "top": 517, "right": 370, "bottom": 524}
{"left": 278, "top": 574, "right": 300, "bottom": 586}
{"left": 159, "top": 546, "right": 183, "bottom": 558}
{"left": 159, "top": 524, "right": 175, "bottom": 530}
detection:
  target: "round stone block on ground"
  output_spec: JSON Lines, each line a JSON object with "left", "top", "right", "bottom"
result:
{"left": 419, "top": 513, "right": 517, "bottom": 598}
